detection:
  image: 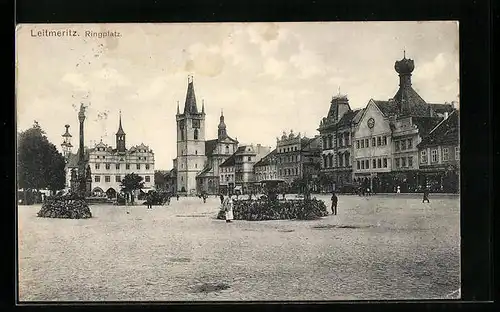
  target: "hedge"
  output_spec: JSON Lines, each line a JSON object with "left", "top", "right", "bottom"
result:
{"left": 217, "top": 198, "right": 328, "bottom": 221}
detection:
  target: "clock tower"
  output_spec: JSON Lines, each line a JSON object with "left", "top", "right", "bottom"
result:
{"left": 175, "top": 76, "right": 206, "bottom": 195}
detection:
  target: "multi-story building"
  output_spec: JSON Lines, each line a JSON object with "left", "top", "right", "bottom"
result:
{"left": 417, "top": 110, "right": 459, "bottom": 193}
{"left": 254, "top": 149, "right": 278, "bottom": 183}
{"left": 219, "top": 153, "right": 236, "bottom": 194}
{"left": 275, "top": 131, "right": 322, "bottom": 189}
{"left": 234, "top": 144, "right": 271, "bottom": 194}
{"left": 196, "top": 111, "right": 239, "bottom": 194}
{"left": 352, "top": 53, "right": 456, "bottom": 192}
{"left": 64, "top": 112, "right": 155, "bottom": 198}
{"left": 276, "top": 130, "right": 302, "bottom": 185}
{"left": 318, "top": 94, "right": 363, "bottom": 191}
{"left": 173, "top": 77, "right": 238, "bottom": 195}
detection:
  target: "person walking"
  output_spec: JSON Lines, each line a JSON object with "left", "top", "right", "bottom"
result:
{"left": 219, "top": 193, "right": 224, "bottom": 205}
{"left": 397, "top": 185, "right": 401, "bottom": 194}
{"left": 331, "top": 192, "right": 338, "bottom": 215}
{"left": 203, "top": 193, "right": 207, "bottom": 204}
{"left": 422, "top": 188, "right": 430, "bottom": 203}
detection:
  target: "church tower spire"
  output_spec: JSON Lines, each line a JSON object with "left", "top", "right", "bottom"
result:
{"left": 183, "top": 75, "right": 198, "bottom": 114}
{"left": 218, "top": 109, "right": 227, "bottom": 139}
{"left": 116, "top": 110, "right": 126, "bottom": 152}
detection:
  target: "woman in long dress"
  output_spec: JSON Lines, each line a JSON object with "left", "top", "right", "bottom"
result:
{"left": 224, "top": 195, "right": 234, "bottom": 223}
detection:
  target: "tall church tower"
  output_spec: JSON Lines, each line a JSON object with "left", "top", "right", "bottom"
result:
{"left": 176, "top": 76, "right": 206, "bottom": 194}
{"left": 116, "top": 111, "right": 126, "bottom": 153}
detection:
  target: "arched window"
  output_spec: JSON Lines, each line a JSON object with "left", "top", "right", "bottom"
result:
{"left": 194, "top": 129, "right": 199, "bottom": 140}
{"left": 180, "top": 131, "right": 184, "bottom": 141}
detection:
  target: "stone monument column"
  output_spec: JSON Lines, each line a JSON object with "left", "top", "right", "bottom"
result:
{"left": 77, "top": 103, "right": 86, "bottom": 196}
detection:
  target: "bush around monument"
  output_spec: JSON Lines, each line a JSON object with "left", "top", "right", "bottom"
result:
{"left": 37, "top": 193, "right": 92, "bottom": 219}
{"left": 217, "top": 198, "right": 328, "bottom": 221}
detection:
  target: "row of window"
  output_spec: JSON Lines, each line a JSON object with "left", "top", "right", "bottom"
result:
{"left": 94, "top": 175, "right": 151, "bottom": 183}
{"left": 279, "top": 167, "right": 299, "bottom": 176}
{"left": 356, "top": 158, "right": 389, "bottom": 170}
{"left": 279, "top": 155, "right": 300, "bottom": 163}
{"left": 322, "top": 153, "right": 351, "bottom": 168}
{"left": 356, "top": 136, "right": 389, "bottom": 149}
{"left": 420, "top": 147, "right": 459, "bottom": 164}
{"left": 96, "top": 147, "right": 149, "bottom": 153}
{"left": 278, "top": 146, "right": 299, "bottom": 153}
{"left": 395, "top": 156, "right": 414, "bottom": 168}
{"left": 322, "top": 132, "right": 351, "bottom": 149}
{"left": 95, "top": 163, "right": 151, "bottom": 170}
{"left": 180, "top": 163, "right": 198, "bottom": 169}
{"left": 394, "top": 139, "right": 413, "bottom": 152}
{"left": 256, "top": 173, "right": 277, "bottom": 180}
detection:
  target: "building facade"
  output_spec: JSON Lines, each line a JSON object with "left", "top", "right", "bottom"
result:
{"left": 64, "top": 112, "right": 155, "bottom": 198}
{"left": 234, "top": 144, "right": 272, "bottom": 193}
{"left": 276, "top": 130, "right": 303, "bottom": 185}
{"left": 351, "top": 53, "right": 456, "bottom": 192}
{"left": 254, "top": 149, "right": 278, "bottom": 183}
{"left": 219, "top": 153, "right": 236, "bottom": 194}
{"left": 196, "top": 111, "right": 239, "bottom": 194}
{"left": 318, "top": 94, "right": 363, "bottom": 191}
{"left": 417, "top": 110, "right": 459, "bottom": 193}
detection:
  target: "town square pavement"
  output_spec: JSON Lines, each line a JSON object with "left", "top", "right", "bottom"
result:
{"left": 18, "top": 194, "right": 460, "bottom": 301}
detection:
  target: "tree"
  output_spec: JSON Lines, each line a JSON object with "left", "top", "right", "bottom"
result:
{"left": 17, "top": 121, "right": 66, "bottom": 202}
{"left": 120, "top": 173, "right": 144, "bottom": 204}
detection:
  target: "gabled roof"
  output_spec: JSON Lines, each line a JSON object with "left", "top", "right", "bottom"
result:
{"left": 429, "top": 103, "right": 455, "bottom": 114}
{"left": 412, "top": 116, "right": 444, "bottom": 137}
{"left": 417, "top": 111, "right": 459, "bottom": 148}
{"left": 254, "top": 149, "right": 277, "bottom": 167}
{"left": 220, "top": 153, "right": 237, "bottom": 167}
{"left": 392, "top": 85, "right": 430, "bottom": 117}
{"left": 373, "top": 100, "right": 399, "bottom": 117}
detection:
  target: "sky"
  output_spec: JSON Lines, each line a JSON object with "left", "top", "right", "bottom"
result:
{"left": 16, "top": 22, "right": 459, "bottom": 170}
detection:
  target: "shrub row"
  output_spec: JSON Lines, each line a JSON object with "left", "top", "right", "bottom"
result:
{"left": 37, "top": 195, "right": 92, "bottom": 219}
{"left": 217, "top": 199, "right": 328, "bottom": 221}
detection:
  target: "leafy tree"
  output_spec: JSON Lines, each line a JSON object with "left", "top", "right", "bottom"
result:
{"left": 17, "top": 121, "right": 66, "bottom": 202}
{"left": 120, "top": 173, "right": 144, "bottom": 203}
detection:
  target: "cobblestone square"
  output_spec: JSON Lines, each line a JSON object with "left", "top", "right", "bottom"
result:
{"left": 18, "top": 194, "right": 460, "bottom": 301}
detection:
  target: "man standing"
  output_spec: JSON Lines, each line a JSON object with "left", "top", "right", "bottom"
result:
{"left": 423, "top": 188, "right": 430, "bottom": 203}
{"left": 331, "top": 192, "right": 338, "bottom": 215}
{"left": 219, "top": 193, "right": 224, "bottom": 205}
{"left": 147, "top": 193, "right": 153, "bottom": 209}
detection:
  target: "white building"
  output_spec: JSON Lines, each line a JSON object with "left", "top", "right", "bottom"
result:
{"left": 63, "top": 112, "right": 155, "bottom": 198}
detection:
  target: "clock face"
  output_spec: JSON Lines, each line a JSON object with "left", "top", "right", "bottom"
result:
{"left": 367, "top": 118, "right": 375, "bottom": 129}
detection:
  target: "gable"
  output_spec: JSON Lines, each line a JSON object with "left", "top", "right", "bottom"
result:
{"left": 355, "top": 100, "right": 391, "bottom": 137}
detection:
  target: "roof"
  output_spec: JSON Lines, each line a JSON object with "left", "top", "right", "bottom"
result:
{"left": 220, "top": 153, "right": 236, "bottom": 167}
{"left": 116, "top": 113, "right": 126, "bottom": 135}
{"left": 373, "top": 100, "right": 399, "bottom": 117}
{"left": 429, "top": 103, "right": 455, "bottom": 114}
{"left": 183, "top": 80, "right": 198, "bottom": 114}
{"left": 392, "top": 84, "right": 430, "bottom": 117}
{"left": 412, "top": 116, "right": 444, "bottom": 137}
{"left": 319, "top": 108, "right": 362, "bottom": 131}
{"left": 254, "top": 149, "right": 277, "bottom": 167}
{"left": 417, "top": 111, "right": 459, "bottom": 148}
{"left": 66, "top": 147, "right": 90, "bottom": 167}
{"left": 205, "top": 139, "right": 218, "bottom": 157}
{"left": 197, "top": 164, "right": 213, "bottom": 177}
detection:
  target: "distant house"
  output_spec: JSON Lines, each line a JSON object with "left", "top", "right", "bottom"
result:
{"left": 416, "top": 110, "right": 459, "bottom": 193}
